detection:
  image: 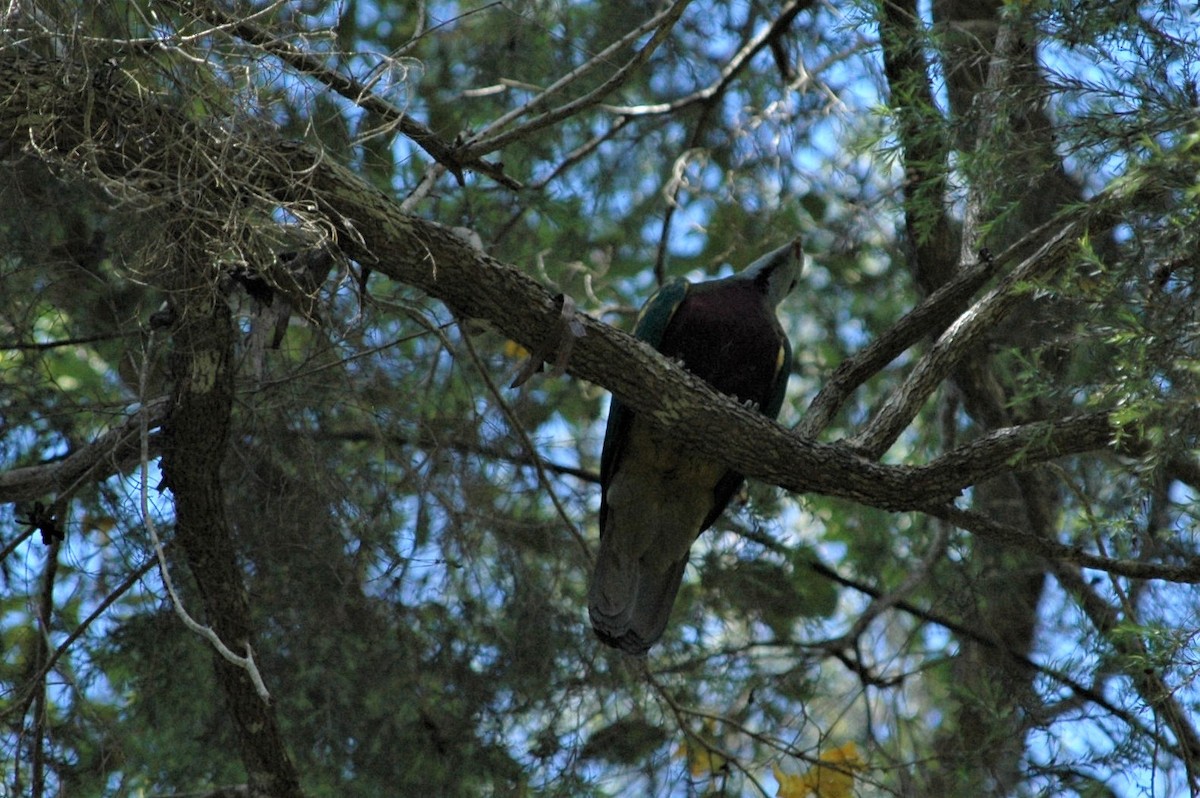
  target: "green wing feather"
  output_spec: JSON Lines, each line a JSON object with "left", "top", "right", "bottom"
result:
{"left": 599, "top": 278, "right": 690, "bottom": 489}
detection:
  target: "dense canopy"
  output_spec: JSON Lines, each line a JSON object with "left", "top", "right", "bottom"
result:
{"left": 1, "top": 1, "right": 1199, "bottom": 796}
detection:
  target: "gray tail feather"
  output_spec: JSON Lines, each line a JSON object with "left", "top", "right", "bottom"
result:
{"left": 588, "top": 547, "right": 688, "bottom": 656}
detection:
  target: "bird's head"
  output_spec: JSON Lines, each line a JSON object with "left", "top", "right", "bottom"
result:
{"left": 742, "top": 236, "right": 804, "bottom": 307}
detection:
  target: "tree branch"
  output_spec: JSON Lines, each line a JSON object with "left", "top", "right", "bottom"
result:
{"left": 849, "top": 219, "right": 1083, "bottom": 457}
{"left": 877, "top": 0, "right": 958, "bottom": 293}
{"left": 922, "top": 502, "right": 1200, "bottom": 583}
{"left": 0, "top": 397, "right": 170, "bottom": 503}
{"left": 1053, "top": 564, "right": 1200, "bottom": 781}
{"left": 0, "top": 51, "right": 1184, "bottom": 541}
{"left": 155, "top": 259, "right": 302, "bottom": 795}
{"left": 457, "top": 0, "right": 693, "bottom": 160}
{"left": 602, "top": 0, "right": 810, "bottom": 117}
{"left": 167, "top": 0, "right": 518, "bottom": 188}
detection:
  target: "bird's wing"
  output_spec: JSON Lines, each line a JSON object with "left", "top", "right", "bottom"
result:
{"left": 764, "top": 330, "right": 793, "bottom": 420}
{"left": 599, "top": 277, "right": 690, "bottom": 492}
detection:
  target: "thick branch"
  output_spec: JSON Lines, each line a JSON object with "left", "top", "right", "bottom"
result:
{"left": 159, "top": 285, "right": 302, "bottom": 796}
{"left": 0, "top": 52, "right": 1107, "bottom": 511}
{"left": 850, "top": 219, "right": 1082, "bottom": 457}
{"left": 0, "top": 398, "right": 169, "bottom": 503}
{"left": 0, "top": 54, "right": 1149, "bottom": 512}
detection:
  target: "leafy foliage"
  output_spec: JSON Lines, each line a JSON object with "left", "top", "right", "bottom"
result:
{"left": 2, "top": 1, "right": 1199, "bottom": 797}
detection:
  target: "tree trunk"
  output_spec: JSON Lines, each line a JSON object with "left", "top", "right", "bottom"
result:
{"left": 160, "top": 262, "right": 304, "bottom": 798}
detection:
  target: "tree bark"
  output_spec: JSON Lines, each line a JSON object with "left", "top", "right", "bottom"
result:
{"left": 0, "top": 53, "right": 1187, "bottom": 571}
{"left": 159, "top": 272, "right": 304, "bottom": 798}
{"left": 879, "top": 0, "right": 1093, "bottom": 790}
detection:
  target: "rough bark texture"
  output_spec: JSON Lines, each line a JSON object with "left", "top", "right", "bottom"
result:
{"left": 159, "top": 281, "right": 303, "bottom": 798}
{"left": 0, "top": 52, "right": 1182, "bottom": 568}
{"left": 879, "top": 0, "right": 1092, "bottom": 790}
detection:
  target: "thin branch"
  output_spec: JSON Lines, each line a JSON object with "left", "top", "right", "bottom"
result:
{"left": 0, "top": 330, "right": 138, "bottom": 350}
{"left": 457, "top": 0, "right": 693, "bottom": 160}
{"left": 603, "top": 0, "right": 810, "bottom": 117}
{"left": 170, "top": 0, "right": 517, "bottom": 188}
{"left": 825, "top": 522, "right": 950, "bottom": 648}
{"left": 655, "top": 135, "right": 718, "bottom": 286}
{"left": 493, "top": 115, "right": 635, "bottom": 245}
{"left": 0, "top": 526, "right": 36, "bottom": 567}
{"left": 732, "top": 525, "right": 1182, "bottom": 755}
{"left": 922, "top": 502, "right": 1200, "bottom": 583}
{"left": 802, "top": 557, "right": 1181, "bottom": 754}
{"left": 0, "top": 553, "right": 159, "bottom": 726}
{"left": 642, "top": 666, "right": 773, "bottom": 798}
{"left": 457, "top": 325, "right": 593, "bottom": 564}
{"left": 1053, "top": 564, "right": 1200, "bottom": 783}
{"left": 321, "top": 427, "right": 598, "bottom": 483}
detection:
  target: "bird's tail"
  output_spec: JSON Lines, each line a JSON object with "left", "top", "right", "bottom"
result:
{"left": 588, "top": 536, "right": 688, "bottom": 656}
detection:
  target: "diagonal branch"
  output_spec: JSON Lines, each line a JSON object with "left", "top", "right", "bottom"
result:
{"left": 457, "top": 0, "right": 693, "bottom": 160}
{"left": 798, "top": 244, "right": 1000, "bottom": 438}
{"left": 849, "top": 218, "right": 1083, "bottom": 457}
{"left": 921, "top": 502, "right": 1200, "bottom": 583}
{"left": 1053, "top": 564, "right": 1200, "bottom": 782}
{"left": 602, "top": 0, "right": 810, "bottom": 117}
{"left": 0, "top": 397, "right": 170, "bottom": 503}
{"left": 170, "top": 0, "right": 517, "bottom": 188}
{"left": 0, "top": 52, "right": 1082, "bottom": 509}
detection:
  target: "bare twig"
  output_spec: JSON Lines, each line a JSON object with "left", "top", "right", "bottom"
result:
{"left": 826, "top": 523, "right": 950, "bottom": 648}
{"left": 457, "top": 0, "right": 693, "bottom": 160}
{"left": 457, "top": 324, "right": 593, "bottom": 563}
{"left": 603, "top": 0, "right": 810, "bottom": 117}
{"left": 0, "top": 554, "right": 159, "bottom": 726}
{"left": 168, "top": 0, "right": 517, "bottom": 188}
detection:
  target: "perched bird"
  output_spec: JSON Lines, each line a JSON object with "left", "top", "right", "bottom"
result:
{"left": 589, "top": 238, "right": 803, "bottom": 654}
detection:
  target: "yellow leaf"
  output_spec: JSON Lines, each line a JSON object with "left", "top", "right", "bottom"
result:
{"left": 675, "top": 719, "right": 729, "bottom": 779}
{"left": 675, "top": 740, "right": 727, "bottom": 778}
{"left": 774, "top": 742, "right": 864, "bottom": 798}
{"left": 503, "top": 340, "right": 530, "bottom": 359}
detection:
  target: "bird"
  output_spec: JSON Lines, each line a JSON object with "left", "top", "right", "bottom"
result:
{"left": 589, "top": 238, "right": 803, "bottom": 655}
